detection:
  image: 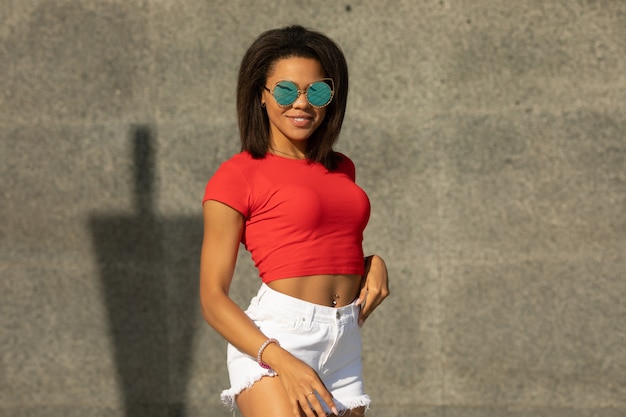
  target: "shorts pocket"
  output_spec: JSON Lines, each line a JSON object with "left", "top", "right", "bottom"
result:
{"left": 258, "top": 309, "right": 317, "bottom": 334}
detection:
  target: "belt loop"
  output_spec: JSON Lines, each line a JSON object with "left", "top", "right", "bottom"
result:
{"left": 349, "top": 303, "right": 359, "bottom": 325}
{"left": 257, "top": 283, "right": 268, "bottom": 303}
{"left": 304, "top": 304, "right": 315, "bottom": 328}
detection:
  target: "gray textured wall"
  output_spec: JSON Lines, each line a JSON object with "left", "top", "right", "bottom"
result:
{"left": 1, "top": 1, "right": 625, "bottom": 416}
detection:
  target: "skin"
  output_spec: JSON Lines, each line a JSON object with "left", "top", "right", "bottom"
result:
{"left": 199, "top": 57, "right": 389, "bottom": 417}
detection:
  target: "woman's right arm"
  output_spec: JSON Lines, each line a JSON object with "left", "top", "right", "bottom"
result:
{"left": 199, "top": 200, "right": 269, "bottom": 356}
{"left": 199, "top": 200, "right": 338, "bottom": 417}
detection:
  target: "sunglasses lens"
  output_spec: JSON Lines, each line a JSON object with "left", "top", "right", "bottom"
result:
{"left": 307, "top": 81, "right": 333, "bottom": 107}
{"left": 272, "top": 81, "right": 299, "bottom": 106}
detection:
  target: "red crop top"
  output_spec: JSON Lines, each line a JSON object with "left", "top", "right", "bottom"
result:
{"left": 203, "top": 151, "right": 371, "bottom": 283}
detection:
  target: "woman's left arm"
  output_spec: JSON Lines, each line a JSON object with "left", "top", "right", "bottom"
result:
{"left": 356, "top": 254, "right": 390, "bottom": 326}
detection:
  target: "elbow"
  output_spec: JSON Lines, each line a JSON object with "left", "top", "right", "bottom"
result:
{"left": 199, "top": 286, "right": 228, "bottom": 327}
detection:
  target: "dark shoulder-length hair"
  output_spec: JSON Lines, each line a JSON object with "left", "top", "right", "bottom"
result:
{"left": 237, "top": 25, "right": 349, "bottom": 170}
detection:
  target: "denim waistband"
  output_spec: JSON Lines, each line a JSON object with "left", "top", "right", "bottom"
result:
{"left": 253, "top": 283, "right": 360, "bottom": 326}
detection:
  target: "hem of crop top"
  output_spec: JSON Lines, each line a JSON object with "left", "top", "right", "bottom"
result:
{"left": 261, "top": 265, "right": 365, "bottom": 284}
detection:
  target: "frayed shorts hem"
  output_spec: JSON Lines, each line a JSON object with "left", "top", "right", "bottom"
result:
{"left": 222, "top": 377, "right": 371, "bottom": 415}
{"left": 333, "top": 395, "right": 372, "bottom": 415}
{"left": 220, "top": 372, "right": 277, "bottom": 409}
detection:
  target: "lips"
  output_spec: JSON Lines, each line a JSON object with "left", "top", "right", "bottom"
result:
{"left": 288, "top": 115, "right": 314, "bottom": 127}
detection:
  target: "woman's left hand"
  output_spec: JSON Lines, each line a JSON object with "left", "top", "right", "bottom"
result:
{"left": 356, "top": 254, "right": 390, "bottom": 327}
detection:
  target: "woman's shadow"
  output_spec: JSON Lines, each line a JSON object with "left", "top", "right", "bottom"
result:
{"left": 89, "top": 126, "right": 202, "bottom": 417}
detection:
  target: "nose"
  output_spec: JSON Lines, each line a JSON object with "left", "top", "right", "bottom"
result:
{"left": 291, "top": 90, "right": 310, "bottom": 108}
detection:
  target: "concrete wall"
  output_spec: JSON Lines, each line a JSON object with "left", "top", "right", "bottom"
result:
{"left": 1, "top": 1, "right": 624, "bottom": 416}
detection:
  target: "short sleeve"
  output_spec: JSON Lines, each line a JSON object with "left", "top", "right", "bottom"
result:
{"left": 203, "top": 159, "right": 251, "bottom": 218}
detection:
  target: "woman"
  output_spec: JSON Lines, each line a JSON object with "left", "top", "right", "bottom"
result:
{"left": 200, "top": 25, "right": 389, "bottom": 417}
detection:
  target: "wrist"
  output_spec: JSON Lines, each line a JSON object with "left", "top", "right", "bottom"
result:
{"left": 257, "top": 338, "right": 280, "bottom": 369}
{"left": 258, "top": 341, "right": 293, "bottom": 371}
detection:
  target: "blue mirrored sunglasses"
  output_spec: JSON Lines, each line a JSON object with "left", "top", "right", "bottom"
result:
{"left": 264, "top": 79, "right": 334, "bottom": 108}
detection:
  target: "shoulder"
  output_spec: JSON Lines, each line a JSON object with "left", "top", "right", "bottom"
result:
{"left": 204, "top": 152, "right": 261, "bottom": 212}
{"left": 207, "top": 152, "right": 260, "bottom": 187}
{"left": 334, "top": 152, "right": 356, "bottom": 180}
{"left": 221, "top": 151, "right": 255, "bottom": 166}
{"left": 335, "top": 152, "right": 355, "bottom": 167}
{"left": 215, "top": 151, "right": 263, "bottom": 173}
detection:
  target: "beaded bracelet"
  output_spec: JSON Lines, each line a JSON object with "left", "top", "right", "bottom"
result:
{"left": 257, "top": 338, "right": 280, "bottom": 369}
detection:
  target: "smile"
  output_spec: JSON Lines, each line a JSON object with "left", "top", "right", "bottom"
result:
{"left": 288, "top": 115, "right": 314, "bottom": 128}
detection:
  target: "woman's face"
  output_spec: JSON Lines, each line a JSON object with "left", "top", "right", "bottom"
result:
{"left": 262, "top": 57, "right": 328, "bottom": 149}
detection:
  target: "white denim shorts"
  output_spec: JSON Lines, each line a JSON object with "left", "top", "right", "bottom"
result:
{"left": 221, "top": 283, "right": 371, "bottom": 414}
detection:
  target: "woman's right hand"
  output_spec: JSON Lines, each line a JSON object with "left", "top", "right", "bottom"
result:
{"left": 264, "top": 343, "right": 339, "bottom": 417}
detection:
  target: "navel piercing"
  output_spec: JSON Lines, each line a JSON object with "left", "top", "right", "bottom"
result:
{"left": 332, "top": 294, "right": 340, "bottom": 307}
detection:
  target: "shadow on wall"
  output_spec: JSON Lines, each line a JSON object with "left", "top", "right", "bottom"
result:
{"left": 90, "top": 126, "right": 203, "bottom": 417}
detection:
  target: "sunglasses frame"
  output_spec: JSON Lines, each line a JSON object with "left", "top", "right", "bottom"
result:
{"left": 264, "top": 78, "right": 335, "bottom": 108}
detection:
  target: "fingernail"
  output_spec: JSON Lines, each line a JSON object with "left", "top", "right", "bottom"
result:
{"left": 332, "top": 406, "right": 339, "bottom": 415}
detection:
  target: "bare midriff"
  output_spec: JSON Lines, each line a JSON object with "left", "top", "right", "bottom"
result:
{"left": 267, "top": 274, "right": 363, "bottom": 308}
